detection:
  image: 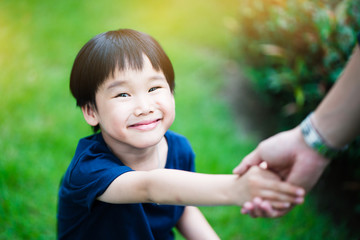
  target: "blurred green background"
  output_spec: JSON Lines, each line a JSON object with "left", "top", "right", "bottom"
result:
{"left": 0, "top": 0, "right": 358, "bottom": 239}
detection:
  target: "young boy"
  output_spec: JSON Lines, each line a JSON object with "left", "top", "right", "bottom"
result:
{"left": 57, "top": 29, "right": 304, "bottom": 239}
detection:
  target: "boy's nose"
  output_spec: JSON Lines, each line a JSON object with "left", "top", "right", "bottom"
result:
{"left": 134, "top": 95, "right": 154, "bottom": 116}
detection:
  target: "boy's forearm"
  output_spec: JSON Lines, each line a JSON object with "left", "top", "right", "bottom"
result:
{"left": 146, "top": 169, "right": 245, "bottom": 206}
{"left": 313, "top": 45, "right": 360, "bottom": 148}
{"left": 97, "top": 169, "right": 247, "bottom": 205}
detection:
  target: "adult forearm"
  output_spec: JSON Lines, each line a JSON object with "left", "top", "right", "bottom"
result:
{"left": 147, "top": 169, "right": 244, "bottom": 206}
{"left": 312, "top": 45, "right": 360, "bottom": 148}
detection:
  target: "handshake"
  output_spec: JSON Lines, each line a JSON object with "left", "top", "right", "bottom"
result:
{"left": 233, "top": 126, "right": 331, "bottom": 218}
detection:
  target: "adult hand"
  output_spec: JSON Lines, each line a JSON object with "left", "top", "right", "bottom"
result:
{"left": 233, "top": 126, "right": 330, "bottom": 217}
{"left": 234, "top": 126, "right": 330, "bottom": 191}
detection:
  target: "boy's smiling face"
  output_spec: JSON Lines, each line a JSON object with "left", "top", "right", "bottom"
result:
{"left": 82, "top": 55, "right": 175, "bottom": 150}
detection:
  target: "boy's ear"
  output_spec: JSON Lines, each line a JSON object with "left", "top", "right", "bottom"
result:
{"left": 81, "top": 104, "right": 99, "bottom": 126}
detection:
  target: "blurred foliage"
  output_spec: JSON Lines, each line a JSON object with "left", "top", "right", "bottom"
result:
{"left": 234, "top": 0, "right": 360, "bottom": 236}
{"left": 236, "top": 0, "right": 359, "bottom": 125}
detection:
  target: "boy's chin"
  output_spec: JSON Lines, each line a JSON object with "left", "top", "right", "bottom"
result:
{"left": 128, "top": 131, "right": 166, "bottom": 148}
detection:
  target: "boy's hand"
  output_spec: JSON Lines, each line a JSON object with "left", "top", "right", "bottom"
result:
{"left": 240, "top": 165, "right": 305, "bottom": 217}
{"left": 241, "top": 198, "right": 292, "bottom": 218}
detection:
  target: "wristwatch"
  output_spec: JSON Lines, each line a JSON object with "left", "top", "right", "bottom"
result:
{"left": 300, "top": 112, "right": 347, "bottom": 159}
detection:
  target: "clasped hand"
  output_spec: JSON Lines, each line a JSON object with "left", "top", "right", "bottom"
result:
{"left": 233, "top": 127, "right": 329, "bottom": 218}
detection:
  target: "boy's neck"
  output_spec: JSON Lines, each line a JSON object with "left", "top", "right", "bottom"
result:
{"left": 105, "top": 136, "right": 168, "bottom": 171}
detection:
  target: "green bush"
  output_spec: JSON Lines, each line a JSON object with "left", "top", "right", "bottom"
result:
{"left": 234, "top": 0, "right": 360, "bottom": 236}
{"left": 236, "top": 0, "right": 359, "bottom": 125}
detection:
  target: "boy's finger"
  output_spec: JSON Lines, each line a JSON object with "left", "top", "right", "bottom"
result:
{"left": 250, "top": 197, "right": 262, "bottom": 218}
{"left": 262, "top": 179, "right": 305, "bottom": 197}
{"left": 256, "top": 189, "right": 304, "bottom": 204}
{"left": 258, "top": 200, "right": 291, "bottom": 217}
{"left": 259, "top": 201, "right": 285, "bottom": 218}
{"left": 250, "top": 198, "right": 277, "bottom": 218}
{"left": 242, "top": 199, "right": 286, "bottom": 218}
{"left": 241, "top": 201, "right": 254, "bottom": 214}
{"left": 269, "top": 201, "right": 291, "bottom": 209}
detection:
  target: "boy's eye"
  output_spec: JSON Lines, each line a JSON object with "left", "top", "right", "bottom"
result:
{"left": 116, "top": 93, "right": 130, "bottom": 98}
{"left": 149, "top": 87, "right": 159, "bottom": 92}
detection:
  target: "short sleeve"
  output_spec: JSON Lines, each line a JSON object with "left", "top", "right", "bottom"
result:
{"left": 165, "top": 130, "right": 195, "bottom": 173}
{"left": 59, "top": 135, "right": 132, "bottom": 211}
{"left": 67, "top": 153, "right": 132, "bottom": 210}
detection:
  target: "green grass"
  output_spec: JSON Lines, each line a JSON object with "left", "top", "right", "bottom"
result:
{"left": 0, "top": 0, "right": 354, "bottom": 239}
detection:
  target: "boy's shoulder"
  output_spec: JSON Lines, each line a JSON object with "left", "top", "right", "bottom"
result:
{"left": 165, "top": 130, "right": 194, "bottom": 157}
{"left": 70, "top": 132, "right": 126, "bottom": 174}
{"left": 65, "top": 132, "right": 131, "bottom": 187}
{"left": 165, "top": 130, "right": 191, "bottom": 147}
{"left": 75, "top": 133, "right": 108, "bottom": 155}
{"left": 165, "top": 130, "right": 195, "bottom": 171}
{"left": 79, "top": 132, "right": 104, "bottom": 145}
{"left": 165, "top": 129, "right": 185, "bottom": 139}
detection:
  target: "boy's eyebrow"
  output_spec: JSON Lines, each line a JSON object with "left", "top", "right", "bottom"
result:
{"left": 149, "top": 75, "right": 166, "bottom": 81}
{"left": 106, "top": 80, "right": 127, "bottom": 90}
{"left": 107, "top": 75, "right": 166, "bottom": 89}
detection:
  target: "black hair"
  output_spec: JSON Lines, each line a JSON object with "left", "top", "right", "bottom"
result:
{"left": 69, "top": 29, "right": 175, "bottom": 132}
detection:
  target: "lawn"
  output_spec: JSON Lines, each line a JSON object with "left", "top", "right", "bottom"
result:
{"left": 0, "top": 0, "right": 354, "bottom": 239}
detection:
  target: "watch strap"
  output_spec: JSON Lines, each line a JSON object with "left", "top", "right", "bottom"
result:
{"left": 300, "top": 113, "right": 347, "bottom": 159}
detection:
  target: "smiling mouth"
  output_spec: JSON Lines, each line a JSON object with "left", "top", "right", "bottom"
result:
{"left": 129, "top": 119, "right": 161, "bottom": 130}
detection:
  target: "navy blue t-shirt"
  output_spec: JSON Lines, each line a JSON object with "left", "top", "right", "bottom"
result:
{"left": 358, "top": 32, "right": 360, "bottom": 44}
{"left": 57, "top": 130, "right": 195, "bottom": 240}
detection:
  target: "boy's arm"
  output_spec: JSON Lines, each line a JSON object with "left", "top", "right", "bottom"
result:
{"left": 176, "top": 206, "right": 220, "bottom": 240}
{"left": 97, "top": 167, "right": 304, "bottom": 207}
